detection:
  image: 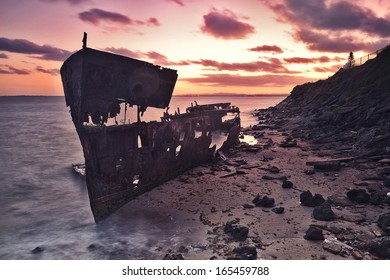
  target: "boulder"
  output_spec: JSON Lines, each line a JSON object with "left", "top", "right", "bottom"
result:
{"left": 304, "top": 225, "right": 325, "bottom": 241}
{"left": 347, "top": 189, "right": 370, "bottom": 204}
{"left": 300, "top": 191, "right": 325, "bottom": 207}
{"left": 368, "top": 238, "right": 390, "bottom": 259}
{"left": 384, "top": 177, "right": 390, "bottom": 188}
{"left": 378, "top": 212, "right": 390, "bottom": 235}
{"left": 313, "top": 202, "right": 335, "bottom": 221}
{"left": 31, "top": 247, "right": 44, "bottom": 254}
{"left": 313, "top": 162, "right": 341, "bottom": 172}
{"left": 224, "top": 221, "right": 249, "bottom": 241}
{"left": 282, "top": 180, "right": 293, "bottom": 189}
{"left": 272, "top": 207, "right": 285, "bottom": 214}
{"left": 252, "top": 195, "right": 275, "bottom": 208}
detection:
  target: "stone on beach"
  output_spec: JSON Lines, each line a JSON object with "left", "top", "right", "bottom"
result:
{"left": 282, "top": 180, "right": 293, "bottom": 189}
{"left": 31, "top": 246, "right": 44, "bottom": 254}
{"left": 368, "top": 238, "right": 390, "bottom": 259}
{"left": 252, "top": 195, "right": 275, "bottom": 208}
{"left": 272, "top": 207, "right": 285, "bottom": 214}
{"left": 224, "top": 221, "right": 249, "bottom": 241}
{"left": 304, "top": 225, "right": 325, "bottom": 241}
{"left": 313, "top": 202, "right": 335, "bottom": 221}
{"left": 347, "top": 189, "right": 370, "bottom": 204}
{"left": 300, "top": 190, "right": 325, "bottom": 207}
{"left": 377, "top": 212, "right": 390, "bottom": 235}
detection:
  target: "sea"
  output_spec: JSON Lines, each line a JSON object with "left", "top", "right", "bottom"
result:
{"left": 0, "top": 94, "right": 286, "bottom": 260}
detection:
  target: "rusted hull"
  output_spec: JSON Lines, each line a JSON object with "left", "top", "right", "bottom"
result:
{"left": 61, "top": 45, "right": 240, "bottom": 222}
{"left": 80, "top": 115, "right": 239, "bottom": 221}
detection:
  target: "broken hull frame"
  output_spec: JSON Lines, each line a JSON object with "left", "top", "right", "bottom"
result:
{"left": 61, "top": 47, "right": 240, "bottom": 222}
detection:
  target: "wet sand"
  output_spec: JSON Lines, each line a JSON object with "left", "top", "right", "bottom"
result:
{"left": 109, "top": 125, "right": 389, "bottom": 260}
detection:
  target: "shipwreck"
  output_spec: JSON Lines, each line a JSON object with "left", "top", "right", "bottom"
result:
{"left": 61, "top": 34, "right": 240, "bottom": 222}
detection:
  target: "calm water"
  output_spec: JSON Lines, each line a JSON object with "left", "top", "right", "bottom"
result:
{"left": 0, "top": 95, "right": 286, "bottom": 259}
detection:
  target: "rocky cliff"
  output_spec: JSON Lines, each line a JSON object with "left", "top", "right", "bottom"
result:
{"left": 267, "top": 45, "right": 390, "bottom": 155}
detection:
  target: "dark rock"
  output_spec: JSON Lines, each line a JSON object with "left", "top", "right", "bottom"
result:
{"left": 384, "top": 196, "right": 390, "bottom": 206}
{"left": 378, "top": 212, "right": 390, "bottom": 235}
{"left": 384, "top": 177, "right": 390, "bottom": 188}
{"left": 230, "top": 246, "right": 257, "bottom": 260}
{"left": 313, "top": 202, "right": 335, "bottom": 221}
{"left": 224, "top": 221, "right": 249, "bottom": 241}
{"left": 272, "top": 207, "right": 285, "bottom": 214}
{"left": 304, "top": 225, "right": 325, "bottom": 241}
{"left": 31, "top": 247, "right": 44, "bottom": 254}
{"left": 368, "top": 238, "right": 390, "bottom": 259}
{"left": 304, "top": 169, "right": 316, "bottom": 175}
{"left": 87, "top": 244, "right": 97, "bottom": 250}
{"left": 347, "top": 189, "right": 370, "bottom": 204}
{"left": 269, "top": 166, "right": 280, "bottom": 173}
{"left": 313, "top": 162, "right": 341, "bottom": 172}
{"left": 369, "top": 192, "right": 384, "bottom": 205}
{"left": 163, "top": 253, "right": 184, "bottom": 260}
{"left": 300, "top": 191, "right": 325, "bottom": 207}
{"left": 243, "top": 203, "right": 254, "bottom": 209}
{"left": 252, "top": 195, "right": 275, "bottom": 208}
{"left": 261, "top": 175, "right": 288, "bottom": 181}
{"left": 282, "top": 180, "right": 293, "bottom": 189}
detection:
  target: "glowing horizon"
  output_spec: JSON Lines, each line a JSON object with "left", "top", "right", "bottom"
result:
{"left": 0, "top": 0, "right": 389, "bottom": 96}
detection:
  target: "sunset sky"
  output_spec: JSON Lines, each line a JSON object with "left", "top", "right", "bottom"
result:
{"left": 0, "top": 0, "right": 389, "bottom": 96}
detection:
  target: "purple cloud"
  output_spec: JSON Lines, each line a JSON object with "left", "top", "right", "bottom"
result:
{"left": 261, "top": 0, "right": 390, "bottom": 52}
{"left": 79, "top": 8, "right": 132, "bottom": 25}
{"left": 182, "top": 73, "right": 312, "bottom": 87}
{"left": 36, "top": 66, "right": 60, "bottom": 75}
{"left": 293, "top": 29, "right": 387, "bottom": 52}
{"left": 267, "top": 0, "right": 390, "bottom": 35}
{"left": 248, "top": 45, "right": 284, "bottom": 53}
{"left": 40, "top": 0, "right": 90, "bottom": 4}
{"left": 189, "top": 58, "right": 295, "bottom": 73}
{"left": 166, "top": 0, "right": 185, "bottom": 6}
{"left": 0, "top": 37, "right": 71, "bottom": 61}
{"left": 78, "top": 8, "right": 161, "bottom": 29}
{"left": 201, "top": 8, "right": 255, "bottom": 39}
{"left": 284, "top": 56, "right": 331, "bottom": 64}
{"left": 0, "top": 53, "right": 8, "bottom": 59}
{"left": 0, "top": 65, "right": 30, "bottom": 75}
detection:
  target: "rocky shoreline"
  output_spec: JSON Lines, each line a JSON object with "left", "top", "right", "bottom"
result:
{"left": 113, "top": 120, "right": 389, "bottom": 260}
